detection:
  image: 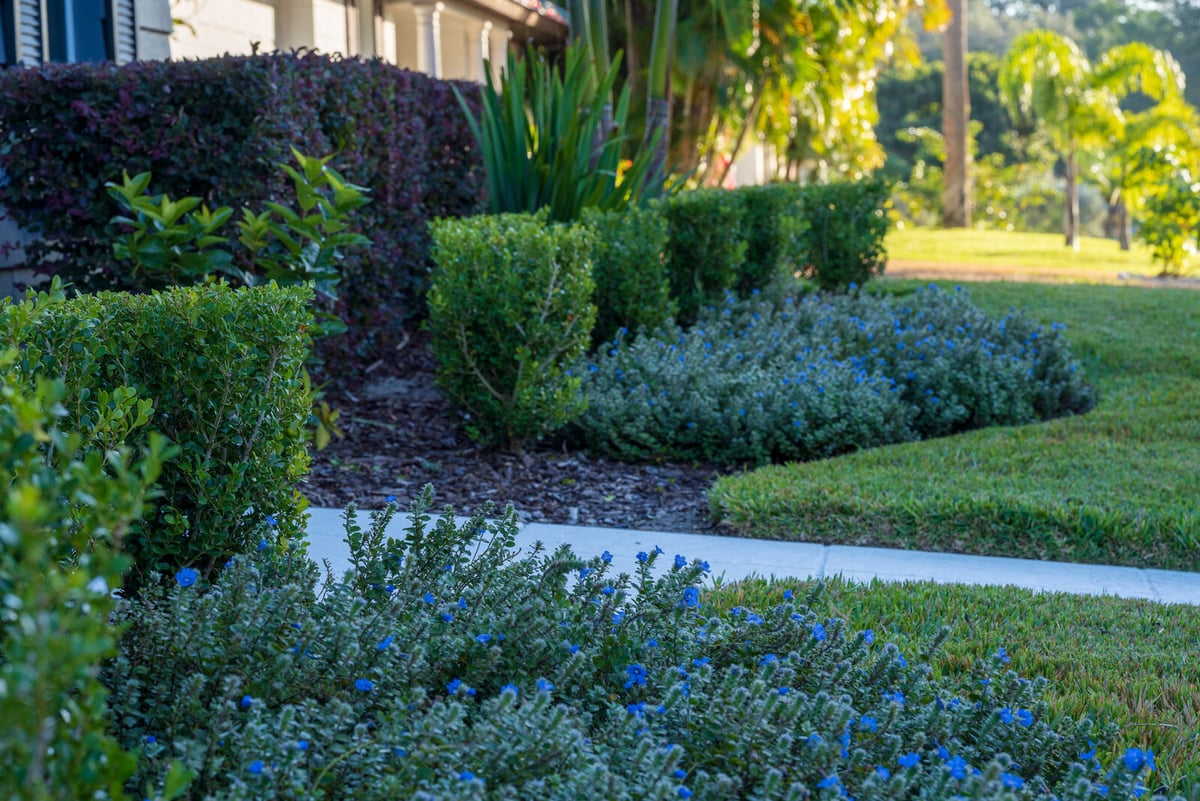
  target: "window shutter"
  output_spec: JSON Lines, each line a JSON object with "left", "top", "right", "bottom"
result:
{"left": 17, "top": 0, "right": 43, "bottom": 63}
{"left": 114, "top": 0, "right": 134, "bottom": 62}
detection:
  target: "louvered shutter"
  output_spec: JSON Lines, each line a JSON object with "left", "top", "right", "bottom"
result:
{"left": 17, "top": 0, "right": 42, "bottom": 63}
{"left": 113, "top": 0, "right": 134, "bottom": 61}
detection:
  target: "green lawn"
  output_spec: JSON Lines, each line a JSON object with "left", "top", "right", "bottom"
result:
{"left": 711, "top": 577, "right": 1200, "bottom": 794}
{"left": 885, "top": 226, "right": 1191, "bottom": 280}
{"left": 709, "top": 281, "right": 1200, "bottom": 570}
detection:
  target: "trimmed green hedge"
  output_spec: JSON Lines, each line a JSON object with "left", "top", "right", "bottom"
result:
{"left": 1, "top": 281, "right": 312, "bottom": 585}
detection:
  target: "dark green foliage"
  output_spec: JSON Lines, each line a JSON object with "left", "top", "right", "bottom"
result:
{"left": 0, "top": 282, "right": 312, "bottom": 586}
{"left": 572, "top": 287, "right": 1094, "bottom": 466}
{"left": 0, "top": 54, "right": 485, "bottom": 371}
{"left": 797, "top": 179, "right": 892, "bottom": 290}
{"left": 582, "top": 205, "right": 675, "bottom": 346}
{"left": 427, "top": 213, "right": 596, "bottom": 450}
{"left": 101, "top": 490, "right": 1162, "bottom": 800}
{"left": 0, "top": 337, "right": 170, "bottom": 799}
{"left": 662, "top": 188, "right": 748, "bottom": 325}
{"left": 735, "top": 183, "right": 809, "bottom": 296}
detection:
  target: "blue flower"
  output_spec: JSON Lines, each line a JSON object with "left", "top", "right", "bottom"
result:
{"left": 760, "top": 653, "right": 779, "bottom": 666}
{"left": 995, "top": 646, "right": 1011, "bottom": 664}
{"left": 817, "top": 775, "right": 840, "bottom": 790}
{"left": 175, "top": 567, "right": 199, "bottom": 587}
{"left": 947, "top": 755, "right": 967, "bottom": 779}
{"left": 441, "top": 612, "right": 454, "bottom": 622}
{"left": 447, "top": 678, "right": 463, "bottom": 694}
{"left": 240, "top": 695, "right": 253, "bottom": 709}
{"left": 297, "top": 740, "right": 309, "bottom": 751}
{"left": 601, "top": 550, "right": 613, "bottom": 563}
{"left": 778, "top": 686, "right": 790, "bottom": 695}
{"left": 423, "top": 592, "right": 435, "bottom": 604}
{"left": 248, "top": 760, "right": 264, "bottom": 775}
{"left": 601, "top": 585, "right": 616, "bottom": 596}
{"left": 674, "top": 554, "right": 687, "bottom": 569}
{"left": 501, "top": 683, "right": 519, "bottom": 696}
{"left": 257, "top": 539, "right": 268, "bottom": 552}
{"left": 625, "top": 663, "right": 648, "bottom": 688}
{"left": 999, "top": 707, "right": 1014, "bottom": 724}
{"left": 858, "top": 715, "right": 878, "bottom": 732}
{"left": 265, "top": 514, "right": 278, "bottom": 526}
{"left": 898, "top": 752, "right": 920, "bottom": 768}
{"left": 579, "top": 567, "right": 592, "bottom": 579}
{"left": 385, "top": 495, "right": 397, "bottom": 503}
{"left": 636, "top": 551, "right": 650, "bottom": 563}
{"left": 678, "top": 788, "right": 693, "bottom": 799}
{"left": 884, "top": 690, "right": 905, "bottom": 705}
{"left": 782, "top": 588, "right": 794, "bottom": 600}
{"left": 144, "top": 735, "right": 156, "bottom": 744}
{"left": 673, "top": 769, "right": 687, "bottom": 779}
{"left": 536, "top": 678, "right": 554, "bottom": 692}
{"left": 863, "top": 629, "right": 875, "bottom": 644}
{"left": 458, "top": 597, "right": 468, "bottom": 609}
{"left": 1080, "top": 740, "right": 1097, "bottom": 760}
{"left": 1001, "top": 773, "right": 1024, "bottom": 789}
{"left": 876, "top": 766, "right": 891, "bottom": 780}
{"left": 681, "top": 587, "right": 700, "bottom": 608}
{"left": 475, "top": 633, "right": 491, "bottom": 644}
{"left": 1124, "top": 747, "right": 1154, "bottom": 773}
{"left": 569, "top": 644, "right": 581, "bottom": 654}
{"left": 1017, "top": 708, "right": 1033, "bottom": 727}
{"left": 812, "top": 622, "right": 827, "bottom": 641}
{"left": 699, "top": 560, "right": 710, "bottom": 573}
{"left": 355, "top": 678, "right": 374, "bottom": 692}
{"left": 377, "top": 635, "right": 394, "bottom": 651}
{"left": 459, "top": 770, "right": 478, "bottom": 782}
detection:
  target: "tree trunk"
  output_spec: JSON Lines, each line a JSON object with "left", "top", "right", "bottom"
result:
{"left": 718, "top": 93, "right": 763, "bottom": 187}
{"left": 941, "top": 0, "right": 971, "bottom": 228}
{"left": 1118, "top": 195, "right": 1131, "bottom": 250}
{"left": 1064, "top": 148, "right": 1079, "bottom": 249}
{"left": 644, "top": 0, "right": 678, "bottom": 190}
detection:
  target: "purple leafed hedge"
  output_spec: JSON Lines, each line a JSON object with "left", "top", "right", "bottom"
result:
{"left": 0, "top": 53, "right": 486, "bottom": 371}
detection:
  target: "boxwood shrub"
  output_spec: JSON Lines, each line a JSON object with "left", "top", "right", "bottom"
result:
{"left": 571, "top": 286, "right": 1095, "bottom": 465}
{"left": 582, "top": 205, "right": 675, "bottom": 346}
{"left": 662, "top": 188, "right": 748, "bottom": 325}
{"left": 100, "top": 490, "right": 1163, "bottom": 800}
{"left": 0, "top": 281, "right": 312, "bottom": 586}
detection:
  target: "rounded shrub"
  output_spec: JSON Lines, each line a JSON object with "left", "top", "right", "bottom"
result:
{"left": 571, "top": 286, "right": 1095, "bottom": 466}
{"left": 428, "top": 212, "right": 597, "bottom": 450}
{"left": 102, "top": 490, "right": 1163, "bottom": 800}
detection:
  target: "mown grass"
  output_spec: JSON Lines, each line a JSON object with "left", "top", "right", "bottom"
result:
{"left": 709, "top": 577, "right": 1200, "bottom": 794}
{"left": 709, "top": 281, "right": 1200, "bottom": 570}
{"left": 885, "top": 226, "right": 1187, "bottom": 279}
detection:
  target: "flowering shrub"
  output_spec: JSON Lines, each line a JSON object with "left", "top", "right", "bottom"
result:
{"left": 101, "top": 489, "right": 1165, "bottom": 800}
{"left": 571, "top": 286, "right": 1095, "bottom": 465}
{"left": 0, "top": 281, "right": 312, "bottom": 587}
{"left": 428, "top": 213, "right": 596, "bottom": 449}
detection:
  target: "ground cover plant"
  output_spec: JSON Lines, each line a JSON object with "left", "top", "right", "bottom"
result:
{"left": 572, "top": 286, "right": 1094, "bottom": 466}
{"left": 710, "top": 281, "right": 1200, "bottom": 571}
{"left": 100, "top": 492, "right": 1165, "bottom": 800}
{"left": 714, "top": 577, "right": 1200, "bottom": 795}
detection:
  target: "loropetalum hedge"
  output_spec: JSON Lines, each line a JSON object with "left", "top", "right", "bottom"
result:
{"left": 100, "top": 490, "right": 1165, "bottom": 800}
{"left": 0, "top": 281, "right": 312, "bottom": 587}
{"left": 0, "top": 53, "right": 485, "bottom": 371}
{"left": 571, "top": 286, "right": 1096, "bottom": 466}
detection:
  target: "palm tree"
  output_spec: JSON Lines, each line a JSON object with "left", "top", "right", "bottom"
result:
{"left": 999, "top": 32, "right": 1185, "bottom": 249}
{"left": 942, "top": 0, "right": 970, "bottom": 227}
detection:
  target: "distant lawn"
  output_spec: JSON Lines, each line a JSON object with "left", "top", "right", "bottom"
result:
{"left": 711, "top": 577, "right": 1200, "bottom": 794}
{"left": 885, "top": 227, "right": 1192, "bottom": 282}
{"left": 709, "top": 281, "right": 1200, "bottom": 571}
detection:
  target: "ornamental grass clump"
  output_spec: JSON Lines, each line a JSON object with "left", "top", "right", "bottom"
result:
{"left": 572, "top": 285, "right": 1095, "bottom": 465}
{"left": 101, "top": 488, "right": 1167, "bottom": 800}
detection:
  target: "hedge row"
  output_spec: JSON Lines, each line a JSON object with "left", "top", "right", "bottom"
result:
{"left": 1, "top": 281, "right": 312, "bottom": 588}
{"left": 0, "top": 53, "right": 486, "bottom": 370}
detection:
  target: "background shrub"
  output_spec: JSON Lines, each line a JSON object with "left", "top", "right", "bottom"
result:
{"left": 797, "top": 179, "right": 892, "bottom": 290}
{"left": 427, "top": 213, "right": 596, "bottom": 450}
{"left": 735, "top": 183, "right": 809, "bottom": 296}
{"left": 100, "top": 491, "right": 1160, "bottom": 800}
{"left": 0, "top": 54, "right": 485, "bottom": 371}
{"left": 662, "top": 188, "right": 748, "bottom": 325}
{"left": 0, "top": 341, "right": 169, "bottom": 798}
{"left": 582, "top": 205, "right": 674, "bottom": 346}
{"left": 571, "top": 287, "right": 1095, "bottom": 466}
{"left": 1, "top": 282, "right": 312, "bottom": 586}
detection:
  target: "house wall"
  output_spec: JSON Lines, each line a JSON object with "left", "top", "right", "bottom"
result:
{"left": 170, "top": 0, "right": 277, "bottom": 58}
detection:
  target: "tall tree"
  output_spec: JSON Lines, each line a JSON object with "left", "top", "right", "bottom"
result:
{"left": 942, "top": 0, "right": 971, "bottom": 226}
{"left": 1000, "top": 31, "right": 1184, "bottom": 248}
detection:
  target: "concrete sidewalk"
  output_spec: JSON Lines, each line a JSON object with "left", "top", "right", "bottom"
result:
{"left": 303, "top": 507, "right": 1200, "bottom": 606}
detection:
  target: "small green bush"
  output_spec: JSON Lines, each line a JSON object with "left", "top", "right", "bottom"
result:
{"left": 428, "top": 213, "right": 596, "bottom": 449}
{"left": 735, "top": 183, "right": 809, "bottom": 296}
{"left": 571, "top": 286, "right": 1094, "bottom": 466}
{"left": 0, "top": 343, "right": 171, "bottom": 799}
{"left": 1138, "top": 175, "right": 1200, "bottom": 276}
{"left": 662, "top": 189, "right": 748, "bottom": 325}
{"left": 798, "top": 179, "right": 892, "bottom": 290}
{"left": 582, "top": 205, "right": 675, "bottom": 346}
{"left": 100, "top": 490, "right": 1163, "bottom": 800}
{"left": 1, "top": 281, "right": 312, "bottom": 586}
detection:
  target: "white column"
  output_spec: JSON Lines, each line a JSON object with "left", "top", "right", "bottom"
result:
{"left": 480, "top": 20, "right": 492, "bottom": 80}
{"left": 487, "top": 25, "right": 510, "bottom": 82}
{"left": 413, "top": 1, "right": 444, "bottom": 77}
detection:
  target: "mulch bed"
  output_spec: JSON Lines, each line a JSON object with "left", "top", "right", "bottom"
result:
{"left": 303, "top": 329, "right": 734, "bottom": 533}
